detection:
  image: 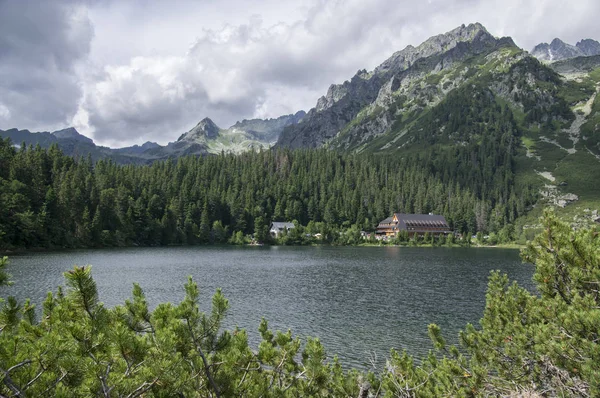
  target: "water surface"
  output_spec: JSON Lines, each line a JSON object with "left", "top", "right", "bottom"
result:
{"left": 1, "top": 246, "right": 534, "bottom": 369}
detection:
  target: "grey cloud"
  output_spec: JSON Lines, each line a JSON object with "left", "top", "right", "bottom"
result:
{"left": 84, "top": 1, "right": 415, "bottom": 145}
{"left": 0, "top": 0, "right": 93, "bottom": 131}
{"left": 82, "top": 54, "right": 259, "bottom": 146}
{"left": 3, "top": 0, "right": 600, "bottom": 147}
{"left": 85, "top": 0, "right": 496, "bottom": 146}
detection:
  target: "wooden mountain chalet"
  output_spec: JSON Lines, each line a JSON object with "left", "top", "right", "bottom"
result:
{"left": 376, "top": 213, "right": 451, "bottom": 238}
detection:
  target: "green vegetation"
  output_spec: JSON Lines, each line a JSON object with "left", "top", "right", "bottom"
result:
{"left": 554, "top": 150, "right": 600, "bottom": 200}
{"left": 520, "top": 136, "right": 535, "bottom": 151}
{"left": 425, "top": 72, "right": 443, "bottom": 86}
{"left": 336, "top": 52, "right": 600, "bottom": 214}
{"left": 581, "top": 91, "right": 600, "bottom": 156}
{"left": 558, "top": 78, "right": 597, "bottom": 106}
{"left": 0, "top": 138, "right": 535, "bottom": 250}
{"left": 1, "top": 210, "right": 598, "bottom": 396}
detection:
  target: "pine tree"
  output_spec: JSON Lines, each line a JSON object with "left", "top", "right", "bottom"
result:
{"left": 0, "top": 256, "right": 11, "bottom": 288}
{"left": 254, "top": 216, "right": 269, "bottom": 244}
{"left": 0, "top": 144, "right": 537, "bottom": 249}
{"left": 211, "top": 220, "right": 227, "bottom": 244}
{"left": 91, "top": 205, "right": 102, "bottom": 246}
{"left": 198, "top": 201, "right": 211, "bottom": 243}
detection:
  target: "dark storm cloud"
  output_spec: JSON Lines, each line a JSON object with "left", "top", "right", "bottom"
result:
{"left": 0, "top": 0, "right": 93, "bottom": 131}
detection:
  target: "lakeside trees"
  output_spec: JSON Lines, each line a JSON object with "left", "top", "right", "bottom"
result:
{"left": 0, "top": 210, "right": 598, "bottom": 396}
{"left": 0, "top": 139, "right": 536, "bottom": 250}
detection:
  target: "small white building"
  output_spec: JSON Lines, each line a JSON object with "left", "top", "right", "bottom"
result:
{"left": 269, "top": 222, "right": 295, "bottom": 237}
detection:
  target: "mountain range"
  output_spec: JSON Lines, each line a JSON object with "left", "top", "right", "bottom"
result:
{"left": 531, "top": 38, "right": 600, "bottom": 62}
{"left": 0, "top": 111, "right": 305, "bottom": 163}
{"left": 2, "top": 23, "right": 600, "bottom": 222}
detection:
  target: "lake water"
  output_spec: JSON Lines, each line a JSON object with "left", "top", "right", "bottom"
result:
{"left": 0, "top": 246, "right": 535, "bottom": 369}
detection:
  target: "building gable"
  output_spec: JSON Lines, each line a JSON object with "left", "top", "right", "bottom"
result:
{"left": 269, "top": 222, "right": 295, "bottom": 237}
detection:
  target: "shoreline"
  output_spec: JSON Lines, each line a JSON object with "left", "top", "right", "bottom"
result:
{"left": 2, "top": 241, "right": 524, "bottom": 255}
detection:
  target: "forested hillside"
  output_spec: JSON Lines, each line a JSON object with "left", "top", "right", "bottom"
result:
{"left": 0, "top": 137, "right": 536, "bottom": 249}
{"left": 276, "top": 24, "right": 600, "bottom": 224}
{"left": 3, "top": 23, "right": 600, "bottom": 232}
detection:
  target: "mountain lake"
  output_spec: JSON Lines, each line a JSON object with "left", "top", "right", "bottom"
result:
{"left": 0, "top": 246, "right": 535, "bottom": 369}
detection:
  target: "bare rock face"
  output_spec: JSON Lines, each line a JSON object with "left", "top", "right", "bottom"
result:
{"left": 531, "top": 38, "right": 600, "bottom": 62}
{"left": 144, "top": 112, "right": 307, "bottom": 158}
{"left": 276, "top": 23, "right": 509, "bottom": 149}
{"left": 316, "top": 84, "right": 349, "bottom": 113}
{"left": 531, "top": 39, "right": 582, "bottom": 61}
{"left": 576, "top": 39, "right": 600, "bottom": 56}
{"left": 52, "top": 127, "right": 94, "bottom": 145}
{"left": 231, "top": 111, "right": 306, "bottom": 143}
{"left": 181, "top": 118, "right": 221, "bottom": 141}
{"left": 375, "top": 23, "right": 497, "bottom": 74}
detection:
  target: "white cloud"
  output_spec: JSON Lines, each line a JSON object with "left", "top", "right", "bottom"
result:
{"left": 2, "top": 0, "right": 600, "bottom": 146}
{"left": 0, "top": 104, "right": 10, "bottom": 120}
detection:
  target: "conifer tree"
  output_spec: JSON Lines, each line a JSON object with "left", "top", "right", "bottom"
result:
{"left": 253, "top": 216, "right": 269, "bottom": 243}
{"left": 198, "top": 201, "right": 211, "bottom": 243}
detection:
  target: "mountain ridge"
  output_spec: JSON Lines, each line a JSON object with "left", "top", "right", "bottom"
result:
{"left": 276, "top": 22, "right": 517, "bottom": 149}
{"left": 0, "top": 111, "right": 306, "bottom": 163}
{"left": 531, "top": 37, "right": 600, "bottom": 62}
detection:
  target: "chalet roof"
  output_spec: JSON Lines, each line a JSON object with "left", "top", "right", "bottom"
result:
{"left": 393, "top": 213, "right": 450, "bottom": 231}
{"left": 394, "top": 213, "right": 448, "bottom": 223}
{"left": 270, "top": 222, "right": 295, "bottom": 230}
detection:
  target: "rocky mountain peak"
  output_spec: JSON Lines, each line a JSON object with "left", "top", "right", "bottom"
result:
{"left": 277, "top": 22, "right": 517, "bottom": 149}
{"left": 196, "top": 117, "right": 220, "bottom": 138}
{"left": 314, "top": 24, "right": 497, "bottom": 114}
{"left": 180, "top": 117, "right": 221, "bottom": 141}
{"left": 576, "top": 38, "right": 600, "bottom": 56}
{"left": 52, "top": 127, "right": 94, "bottom": 144}
{"left": 375, "top": 23, "right": 496, "bottom": 75}
{"left": 293, "top": 110, "right": 307, "bottom": 120}
{"left": 531, "top": 37, "right": 600, "bottom": 62}
{"left": 448, "top": 22, "right": 490, "bottom": 40}
{"left": 140, "top": 141, "right": 160, "bottom": 150}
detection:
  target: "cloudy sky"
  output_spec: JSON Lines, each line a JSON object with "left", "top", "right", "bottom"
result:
{"left": 1, "top": 0, "right": 599, "bottom": 147}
